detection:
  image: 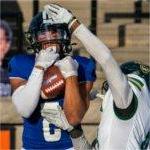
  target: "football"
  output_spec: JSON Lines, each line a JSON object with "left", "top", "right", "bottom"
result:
{"left": 41, "top": 65, "right": 65, "bottom": 99}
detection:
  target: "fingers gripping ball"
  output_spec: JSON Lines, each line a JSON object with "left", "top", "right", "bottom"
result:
{"left": 41, "top": 65, "right": 65, "bottom": 99}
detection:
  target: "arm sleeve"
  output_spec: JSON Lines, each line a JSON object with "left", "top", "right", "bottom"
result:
{"left": 12, "top": 68, "right": 44, "bottom": 118}
{"left": 73, "top": 24, "right": 133, "bottom": 109}
{"left": 9, "top": 56, "right": 44, "bottom": 118}
{"left": 113, "top": 75, "right": 146, "bottom": 120}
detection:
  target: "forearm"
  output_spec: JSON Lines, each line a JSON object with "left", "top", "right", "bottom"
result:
{"left": 12, "top": 67, "right": 44, "bottom": 118}
{"left": 73, "top": 24, "right": 132, "bottom": 109}
{"left": 64, "top": 76, "right": 87, "bottom": 125}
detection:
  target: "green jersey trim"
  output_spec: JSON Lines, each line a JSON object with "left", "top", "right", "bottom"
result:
{"left": 128, "top": 77, "right": 144, "bottom": 91}
{"left": 113, "top": 93, "right": 138, "bottom": 120}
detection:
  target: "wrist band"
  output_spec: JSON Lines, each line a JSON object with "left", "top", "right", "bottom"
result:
{"left": 68, "top": 17, "right": 76, "bottom": 28}
{"left": 69, "top": 19, "right": 81, "bottom": 33}
{"left": 70, "top": 124, "right": 83, "bottom": 138}
{"left": 35, "top": 65, "right": 45, "bottom": 71}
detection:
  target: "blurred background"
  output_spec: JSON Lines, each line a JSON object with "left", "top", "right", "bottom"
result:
{"left": 0, "top": 0, "right": 149, "bottom": 149}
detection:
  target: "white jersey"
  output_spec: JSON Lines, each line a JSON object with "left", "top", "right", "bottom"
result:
{"left": 98, "top": 74, "right": 150, "bottom": 150}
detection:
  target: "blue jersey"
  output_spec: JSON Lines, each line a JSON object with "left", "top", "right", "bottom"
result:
{"left": 8, "top": 54, "right": 96, "bottom": 149}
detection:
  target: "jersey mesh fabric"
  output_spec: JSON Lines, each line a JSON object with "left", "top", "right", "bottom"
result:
{"left": 8, "top": 54, "right": 96, "bottom": 149}
{"left": 98, "top": 74, "right": 150, "bottom": 150}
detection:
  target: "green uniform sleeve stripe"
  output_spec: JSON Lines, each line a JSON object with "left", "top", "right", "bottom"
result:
{"left": 128, "top": 77, "right": 144, "bottom": 91}
{"left": 129, "top": 79, "right": 142, "bottom": 91}
{"left": 113, "top": 92, "right": 138, "bottom": 120}
{"left": 129, "top": 77, "right": 144, "bottom": 87}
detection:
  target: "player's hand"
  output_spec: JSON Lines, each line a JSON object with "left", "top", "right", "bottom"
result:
{"left": 35, "top": 47, "right": 59, "bottom": 70}
{"left": 41, "top": 103, "right": 73, "bottom": 131}
{"left": 55, "top": 56, "right": 79, "bottom": 79}
{"left": 44, "top": 4, "right": 78, "bottom": 29}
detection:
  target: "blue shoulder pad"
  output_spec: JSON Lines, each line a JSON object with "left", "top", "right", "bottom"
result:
{"left": 73, "top": 56, "right": 96, "bottom": 82}
{"left": 8, "top": 54, "right": 35, "bottom": 80}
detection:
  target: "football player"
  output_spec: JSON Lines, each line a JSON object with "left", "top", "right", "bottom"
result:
{"left": 43, "top": 4, "right": 150, "bottom": 149}
{"left": 8, "top": 9, "right": 96, "bottom": 149}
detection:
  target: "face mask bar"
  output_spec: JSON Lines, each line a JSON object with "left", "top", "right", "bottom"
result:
{"left": 25, "top": 23, "right": 72, "bottom": 55}
{"left": 36, "top": 28, "right": 69, "bottom": 43}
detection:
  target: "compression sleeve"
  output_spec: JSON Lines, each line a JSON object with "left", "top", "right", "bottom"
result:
{"left": 73, "top": 24, "right": 133, "bottom": 109}
{"left": 12, "top": 67, "right": 44, "bottom": 118}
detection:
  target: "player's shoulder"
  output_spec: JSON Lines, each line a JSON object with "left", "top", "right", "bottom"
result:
{"left": 10, "top": 53, "right": 35, "bottom": 64}
{"left": 127, "top": 74, "right": 146, "bottom": 91}
{"left": 73, "top": 55, "right": 93, "bottom": 63}
{"left": 9, "top": 53, "right": 35, "bottom": 68}
{"left": 73, "top": 55, "right": 95, "bottom": 68}
{"left": 8, "top": 54, "right": 35, "bottom": 79}
{"left": 127, "top": 74, "right": 150, "bottom": 105}
{"left": 128, "top": 74, "right": 145, "bottom": 82}
{"left": 72, "top": 55, "right": 96, "bottom": 82}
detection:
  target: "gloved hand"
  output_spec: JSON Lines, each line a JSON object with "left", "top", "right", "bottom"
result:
{"left": 44, "top": 4, "right": 76, "bottom": 29}
{"left": 55, "top": 56, "right": 79, "bottom": 79}
{"left": 42, "top": 10, "right": 54, "bottom": 24}
{"left": 41, "top": 103, "right": 73, "bottom": 132}
{"left": 35, "top": 47, "right": 59, "bottom": 70}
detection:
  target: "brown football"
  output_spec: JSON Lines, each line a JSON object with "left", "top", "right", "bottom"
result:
{"left": 41, "top": 65, "right": 65, "bottom": 99}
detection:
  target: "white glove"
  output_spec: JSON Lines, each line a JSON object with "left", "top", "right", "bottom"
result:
{"left": 35, "top": 47, "right": 59, "bottom": 70}
{"left": 44, "top": 4, "right": 75, "bottom": 28}
{"left": 71, "top": 134, "right": 92, "bottom": 150}
{"left": 42, "top": 10, "right": 54, "bottom": 24}
{"left": 55, "top": 56, "right": 79, "bottom": 79}
{"left": 41, "top": 103, "right": 73, "bottom": 132}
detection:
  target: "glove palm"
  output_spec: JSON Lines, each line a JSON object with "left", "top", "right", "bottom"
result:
{"left": 44, "top": 4, "right": 74, "bottom": 27}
